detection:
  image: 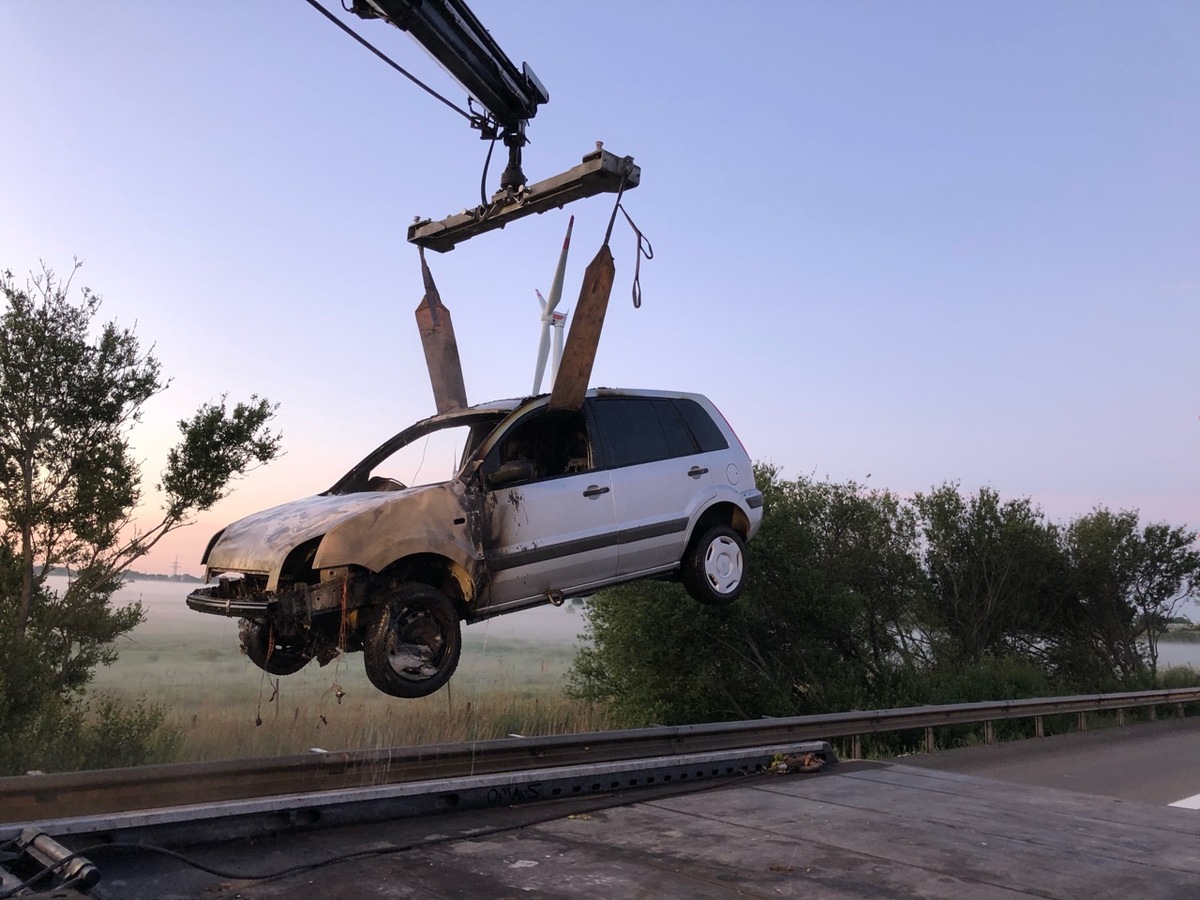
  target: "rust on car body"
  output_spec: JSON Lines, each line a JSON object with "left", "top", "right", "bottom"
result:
{"left": 203, "top": 492, "right": 404, "bottom": 591}
{"left": 310, "top": 481, "right": 483, "bottom": 599}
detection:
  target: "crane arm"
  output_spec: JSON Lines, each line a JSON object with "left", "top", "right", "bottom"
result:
{"left": 344, "top": 0, "right": 637, "bottom": 251}
{"left": 350, "top": 0, "right": 548, "bottom": 181}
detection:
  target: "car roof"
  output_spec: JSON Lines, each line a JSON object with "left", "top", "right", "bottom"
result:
{"left": 419, "top": 388, "right": 707, "bottom": 429}
{"left": 415, "top": 398, "right": 524, "bottom": 428}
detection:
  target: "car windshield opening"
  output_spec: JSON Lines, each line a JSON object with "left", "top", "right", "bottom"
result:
{"left": 328, "top": 412, "right": 508, "bottom": 495}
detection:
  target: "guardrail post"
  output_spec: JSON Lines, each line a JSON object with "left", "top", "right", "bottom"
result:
{"left": 1117, "top": 709, "right": 1125, "bottom": 727}
{"left": 1077, "top": 712, "right": 1087, "bottom": 733}
{"left": 852, "top": 735, "right": 862, "bottom": 760}
{"left": 1177, "top": 703, "right": 1185, "bottom": 719}
{"left": 984, "top": 720, "right": 995, "bottom": 746}
{"left": 1150, "top": 705, "right": 1157, "bottom": 722}
{"left": 1035, "top": 715, "right": 1044, "bottom": 738}
{"left": 923, "top": 727, "right": 934, "bottom": 754}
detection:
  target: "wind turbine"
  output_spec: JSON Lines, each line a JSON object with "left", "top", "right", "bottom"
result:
{"left": 532, "top": 216, "right": 574, "bottom": 394}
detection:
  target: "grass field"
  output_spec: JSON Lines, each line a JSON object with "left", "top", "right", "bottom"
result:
{"left": 79, "top": 578, "right": 611, "bottom": 761}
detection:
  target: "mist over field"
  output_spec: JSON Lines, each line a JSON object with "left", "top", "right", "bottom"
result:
{"left": 63, "top": 576, "right": 600, "bottom": 761}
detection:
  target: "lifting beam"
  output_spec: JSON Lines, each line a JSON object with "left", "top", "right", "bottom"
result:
{"left": 410, "top": 147, "right": 640, "bottom": 252}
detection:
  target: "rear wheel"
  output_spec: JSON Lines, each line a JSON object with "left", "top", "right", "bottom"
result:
{"left": 681, "top": 524, "right": 746, "bottom": 605}
{"left": 238, "top": 619, "right": 312, "bottom": 675}
{"left": 363, "top": 583, "right": 462, "bottom": 698}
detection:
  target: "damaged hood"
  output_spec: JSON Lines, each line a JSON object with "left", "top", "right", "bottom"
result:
{"left": 204, "top": 488, "right": 435, "bottom": 584}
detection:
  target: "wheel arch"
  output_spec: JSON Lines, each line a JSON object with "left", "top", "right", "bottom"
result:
{"left": 688, "top": 500, "right": 751, "bottom": 548}
{"left": 280, "top": 536, "right": 324, "bottom": 586}
{"left": 375, "top": 553, "right": 475, "bottom": 618}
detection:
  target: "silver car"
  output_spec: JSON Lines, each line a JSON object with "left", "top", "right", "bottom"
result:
{"left": 187, "top": 388, "right": 763, "bottom": 698}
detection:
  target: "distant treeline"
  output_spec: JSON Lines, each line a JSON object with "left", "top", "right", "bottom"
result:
{"left": 570, "top": 466, "right": 1200, "bottom": 728}
{"left": 48, "top": 566, "right": 202, "bottom": 584}
{"left": 1161, "top": 628, "right": 1200, "bottom": 644}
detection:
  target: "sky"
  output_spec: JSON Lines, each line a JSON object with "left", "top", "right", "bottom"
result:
{"left": 1, "top": 2, "right": 1197, "bottom": 577}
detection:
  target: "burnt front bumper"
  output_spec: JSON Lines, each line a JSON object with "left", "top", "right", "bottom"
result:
{"left": 186, "top": 586, "right": 270, "bottom": 618}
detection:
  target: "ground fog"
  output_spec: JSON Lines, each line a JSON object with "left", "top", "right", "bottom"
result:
{"left": 60, "top": 577, "right": 606, "bottom": 762}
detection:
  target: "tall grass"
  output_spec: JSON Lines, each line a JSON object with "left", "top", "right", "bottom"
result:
{"left": 86, "top": 603, "right": 609, "bottom": 763}
{"left": 174, "top": 690, "right": 613, "bottom": 761}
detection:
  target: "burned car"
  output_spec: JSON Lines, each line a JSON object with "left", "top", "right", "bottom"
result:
{"left": 187, "top": 388, "right": 763, "bottom": 698}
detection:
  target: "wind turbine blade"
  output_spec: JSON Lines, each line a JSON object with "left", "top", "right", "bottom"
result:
{"left": 544, "top": 215, "right": 574, "bottom": 315}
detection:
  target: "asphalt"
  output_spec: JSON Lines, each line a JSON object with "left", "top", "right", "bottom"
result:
{"left": 900, "top": 713, "right": 1200, "bottom": 805}
{"left": 83, "top": 724, "right": 1200, "bottom": 900}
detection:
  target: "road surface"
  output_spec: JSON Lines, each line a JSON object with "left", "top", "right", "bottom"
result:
{"left": 86, "top": 717, "right": 1200, "bottom": 899}
{"left": 904, "top": 714, "right": 1200, "bottom": 807}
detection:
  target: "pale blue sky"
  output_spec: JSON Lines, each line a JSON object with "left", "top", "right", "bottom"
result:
{"left": 2, "top": 2, "right": 1197, "bottom": 575}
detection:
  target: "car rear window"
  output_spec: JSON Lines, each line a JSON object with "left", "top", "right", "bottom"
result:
{"left": 591, "top": 398, "right": 698, "bottom": 467}
{"left": 674, "top": 398, "right": 729, "bottom": 452}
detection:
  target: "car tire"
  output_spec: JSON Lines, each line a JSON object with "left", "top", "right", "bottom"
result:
{"left": 238, "top": 619, "right": 312, "bottom": 676}
{"left": 363, "top": 583, "right": 462, "bottom": 698}
{"left": 681, "top": 524, "right": 747, "bottom": 605}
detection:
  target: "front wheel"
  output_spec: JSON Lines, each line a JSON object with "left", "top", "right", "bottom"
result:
{"left": 363, "top": 583, "right": 462, "bottom": 698}
{"left": 238, "top": 619, "right": 312, "bottom": 676}
{"left": 681, "top": 524, "right": 747, "bottom": 605}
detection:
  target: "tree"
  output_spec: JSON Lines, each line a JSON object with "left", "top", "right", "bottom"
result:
{"left": 912, "top": 484, "right": 1063, "bottom": 666}
{"left": 1055, "top": 509, "right": 1199, "bottom": 682}
{"left": 568, "top": 466, "right": 926, "bottom": 725}
{"left": 569, "top": 462, "right": 1200, "bottom": 731}
{"left": 568, "top": 468, "right": 1200, "bottom": 733}
{"left": 0, "top": 262, "right": 282, "bottom": 771}
{"left": 1131, "top": 522, "right": 1200, "bottom": 675}
{"left": 1056, "top": 508, "right": 1145, "bottom": 684}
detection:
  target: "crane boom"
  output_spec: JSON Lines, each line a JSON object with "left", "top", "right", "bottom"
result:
{"left": 347, "top": 0, "right": 637, "bottom": 251}
{"left": 351, "top": 0, "right": 546, "bottom": 131}
{"left": 350, "top": 0, "right": 548, "bottom": 190}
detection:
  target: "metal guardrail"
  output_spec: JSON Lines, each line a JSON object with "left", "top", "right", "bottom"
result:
{"left": 753, "top": 687, "right": 1200, "bottom": 756}
{"left": 2, "top": 687, "right": 1197, "bottom": 825}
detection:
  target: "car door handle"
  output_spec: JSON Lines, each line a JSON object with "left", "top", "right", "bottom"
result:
{"left": 687, "top": 466, "right": 709, "bottom": 479}
{"left": 583, "top": 484, "right": 610, "bottom": 498}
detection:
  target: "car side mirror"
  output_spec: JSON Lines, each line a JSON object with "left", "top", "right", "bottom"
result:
{"left": 486, "top": 459, "right": 534, "bottom": 488}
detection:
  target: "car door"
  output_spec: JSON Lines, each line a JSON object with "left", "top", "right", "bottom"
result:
{"left": 589, "top": 397, "right": 715, "bottom": 577}
{"left": 480, "top": 407, "right": 617, "bottom": 608}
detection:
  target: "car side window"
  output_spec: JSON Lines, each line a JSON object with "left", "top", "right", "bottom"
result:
{"left": 481, "top": 409, "right": 592, "bottom": 485}
{"left": 590, "top": 398, "right": 698, "bottom": 468}
{"left": 673, "top": 398, "right": 729, "bottom": 452}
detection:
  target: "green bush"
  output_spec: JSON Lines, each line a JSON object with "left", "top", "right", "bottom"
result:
{"left": 0, "top": 691, "right": 180, "bottom": 775}
{"left": 1157, "top": 665, "right": 1200, "bottom": 689}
